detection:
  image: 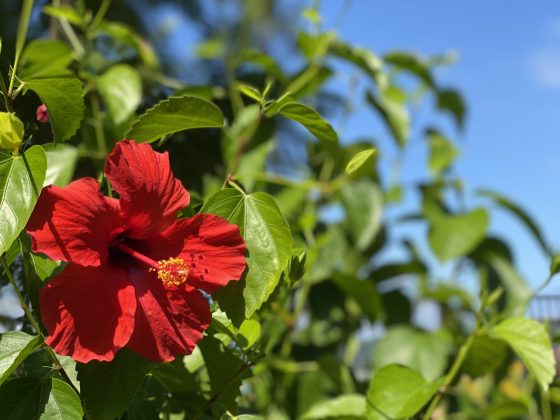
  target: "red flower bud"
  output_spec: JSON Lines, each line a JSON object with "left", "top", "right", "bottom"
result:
{"left": 36, "top": 104, "right": 49, "bottom": 123}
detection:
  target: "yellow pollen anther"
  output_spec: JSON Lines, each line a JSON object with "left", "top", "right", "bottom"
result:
{"left": 151, "top": 257, "right": 189, "bottom": 286}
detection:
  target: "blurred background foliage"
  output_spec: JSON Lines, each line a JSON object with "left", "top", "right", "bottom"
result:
{"left": 0, "top": 0, "right": 559, "bottom": 419}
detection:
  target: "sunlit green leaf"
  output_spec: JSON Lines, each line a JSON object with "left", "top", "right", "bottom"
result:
{"left": 43, "top": 143, "right": 78, "bottom": 187}
{"left": 24, "top": 74, "right": 84, "bottom": 142}
{"left": 428, "top": 209, "right": 488, "bottom": 261}
{"left": 340, "top": 181, "right": 383, "bottom": 251}
{"left": 366, "top": 91, "right": 409, "bottom": 148}
{"left": 20, "top": 39, "right": 73, "bottom": 79}
{"left": 0, "top": 145, "right": 47, "bottom": 255}
{"left": 0, "top": 332, "right": 41, "bottom": 386}
{"left": 98, "top": 64, "right": 142, "bottom": 125}
{"left": 277, "top": 102, "right": 338, "bottom": 143}
{"left": 490, "top": 317, "right": 555, "bottom": 391}
{"left": 202, "top": 189, "right": 292, "bottom": 318}
{"left": 367, "top": 364, "right": 443, "bottom": 418}
{"left": 302, "top": 394, "right": 366, "bottom": 419}
{"left": 127, "top": 96, "right": 223, "bottom": 143}
{"left": 372, "top": 326, "right": 452, "bottom": 381}
{"left": 345, "top": 148, "right": 376, "bottom": 175}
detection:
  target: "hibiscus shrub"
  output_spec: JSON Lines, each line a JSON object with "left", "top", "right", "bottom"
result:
{"left": 0, "top": 1, "right": 558, "bottom": 419}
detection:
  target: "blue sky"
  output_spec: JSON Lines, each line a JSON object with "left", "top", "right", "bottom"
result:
{"left": 317, "top": 1, "right": 560, "bottom": 291}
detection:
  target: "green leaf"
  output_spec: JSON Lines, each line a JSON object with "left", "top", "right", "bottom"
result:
{"left": 490, "top": 317, "right": 555, "bottom": 391}
{"left": 462, "top": 334, "right": 509, "bottom": 378}
{"left": 427, "top": 129, "right": 459, "bottom": 175}
{"left": 340, "top": 181, "right": 383, "bottom": 251}
{"left": 201, "top": 189, "right": 292, "bottom": 318}
{"left": 127, "top": 96, "right": 223, "bottom": 143}
{"left": 437, "top": 88, "right": 466, "bottom": 130}
{"left": 372, "top": 326, "right": 452, "bottom": 381}
{"left": 0, "top": 145, "right": 47, "bottom": 255}
{"left": 366, "top": 91, "right": 409, "bottom": 148}
{"left": 198, "top": 336, "right": 251, "bottom": 416}
{"left": 384, "top": 51, "right": 435, "bottom": 87}
{"left": 236, "top": 83, "right": 263, "bottom": 104}
{"left": 330, "top": 40, "right": 383, "bottom": 83}
{"left": 20, "top": 39, "right": 73, "bottom": 79}
{"left": 24, "top": 74, "right": 84, "bottom": 142}
{"left": 43, "top": 143, "right": 78, "bottom": 187}
{"left": 478, "top": 188, "right": 551, "bottom": 257}
{"left": 97, "top": 64, "right": 142, "bottom": 125}
{"left": 0, "top": 332, "right": 41, "bottom": 386}
{"left": 277, "top": 102, "right": 338, "bottom": 143}
{"left": 0, "top": 377, "right": 83, "bottom": 419}
{"left": 428, "top": 209, "right": 489, "bottom": 261}
{"left": 0, "top": 113, "right": 24, "bottom": 152}
{"left": 302, "top": 394, "right": 366, "bottom": 419}
{"left": 345, "top": 148, "right": 376, "bottom": 175}
{"left": 367, "top": 364, "right": 443, "bottom": 418}
{"left": 42, "top": 5, "right": 84, "bottom": 26}
{"left": 551, "top": 255, "right": 560, "bottom": 276}
{"left": 78, "top": 348, "right": 154, "bottom": 420}
{"left": 330, "top": 273, "right": 380, "bottom": 322}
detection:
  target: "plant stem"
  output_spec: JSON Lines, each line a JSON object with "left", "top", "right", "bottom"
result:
{"left": 422, "top": 332, "right": 476, "bottom": 420}
{"left": 52, "top": 0, "right": 85, "bottom": 57}
{"left": 90, "top": 93, "right": 107, "bottom": 155}
{"left": 89, "top": 0, "right": 111, "bottom": 33}
{"left": 0, "top": 255, "right": 81, "bottom": 398}
{"left": 8, "top": 0, "right": 34, "bottom": 96}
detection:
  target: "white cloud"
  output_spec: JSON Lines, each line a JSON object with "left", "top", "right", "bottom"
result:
{"left": 529, "top": 49, "right": 560, "bottom": 89}
{"left": 528, "top": 18, "right": 560, "bottom": 89}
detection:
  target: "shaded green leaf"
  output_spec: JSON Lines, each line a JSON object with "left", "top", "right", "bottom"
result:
{"left": 463, "top": 334, "right": 509, "bottom": 378}
{"left": 478, "top": 189, "right": 551, "bottom": 257}
{"left": 437, "top": 88, "right": 466, "bottom": 130}
{"left": 490, "top": 317, "right": 555, "bottom": 391}
{"left": 127, "top": 96, "right": 223, "bottom": 143}
{"left": 384, "top": 51, "right": 434, "bottom": 87}
{"left": 78, "top": 349, "right": 154, "bottom": 420}
{"left": 331, "top": 273, "right": 380, "bottom": 322}
{"left": 0, "top": 145, "right": 47, "bottom": 255}
{"left": 0, "top": 377, "right": 83, "bottom": 419}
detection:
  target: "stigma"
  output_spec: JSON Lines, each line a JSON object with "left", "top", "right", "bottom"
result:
{"left": 152, "top": 257, "right": 190, "bottom": 287}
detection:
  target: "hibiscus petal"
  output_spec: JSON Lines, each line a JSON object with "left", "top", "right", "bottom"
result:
{"left": 104, "top": 140, "right": 190, "bottom": 239}
{"left": 126, "top": 268, "right": 210, "bottom": 362}
{"left": 171, "top": 214, "right": 246, "bottom": 294}
{"left": 40, "top": 263, "right": 136, "bottom": 363}
{"left": 27, "top": 178, "right": 122, "bottom": 266}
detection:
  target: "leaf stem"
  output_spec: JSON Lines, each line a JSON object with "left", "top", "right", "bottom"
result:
{"left": 89, "top": 0, "right": 111, "bottom": 33}
{"left": 422, "top": 332, "right": 476, "bottom": 420}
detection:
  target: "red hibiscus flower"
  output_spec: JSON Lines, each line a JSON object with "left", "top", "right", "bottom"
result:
{"left": 26, "top": 140, "right": 246, "bottom": 363}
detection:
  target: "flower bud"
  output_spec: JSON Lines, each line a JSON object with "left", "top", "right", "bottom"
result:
{"left": 36, "top": 104, "right": 49, "bottom": 123}
{"left": 0, "top": 112, "right": 24, "bottom": 152}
